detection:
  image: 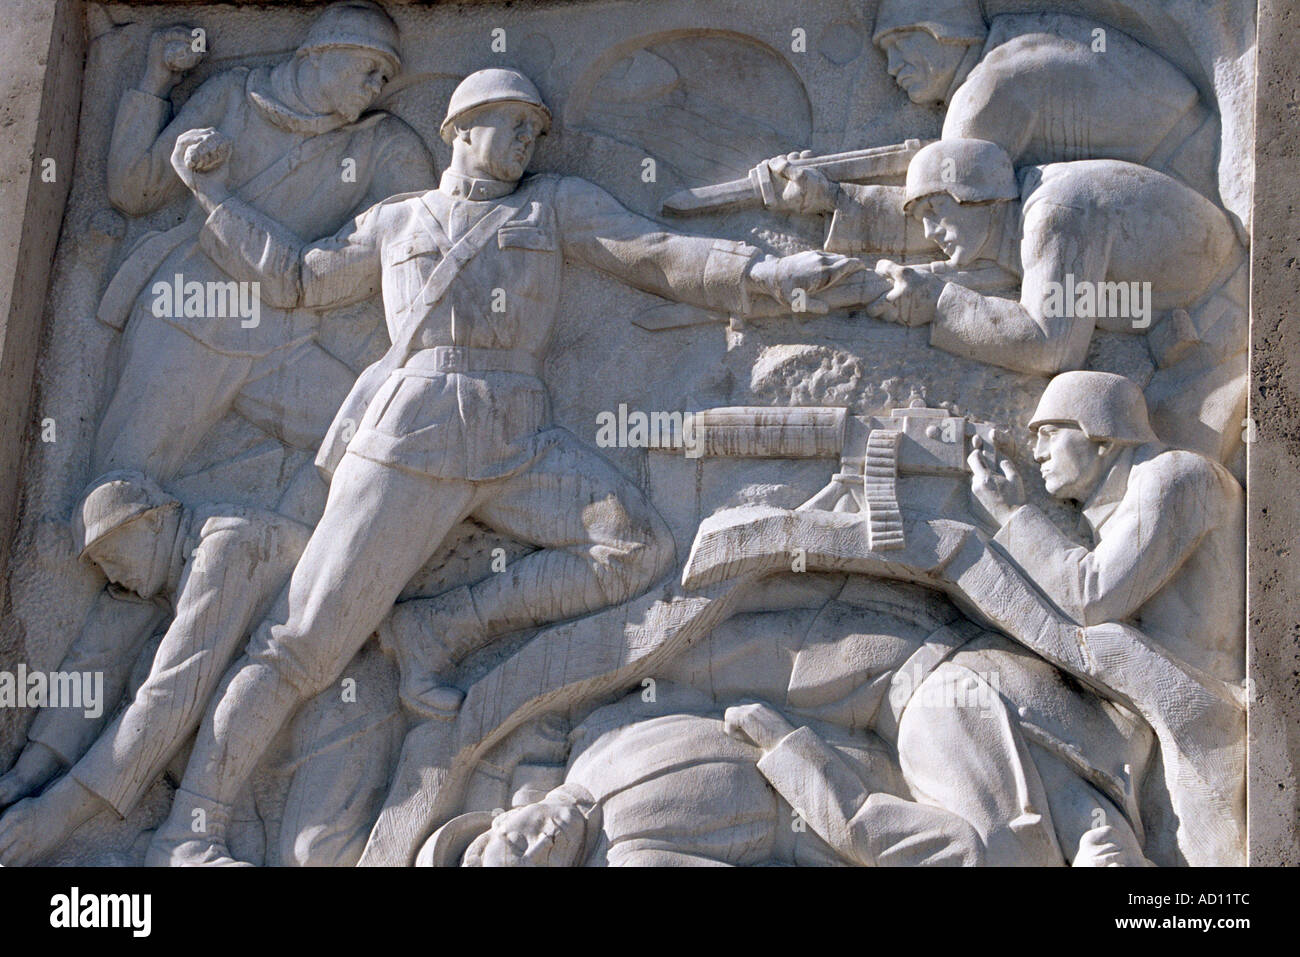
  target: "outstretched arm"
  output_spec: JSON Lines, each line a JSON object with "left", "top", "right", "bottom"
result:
{"left": 724, "top": 702, "right": 982, "bottom": 866}
{"left": 554, "top": 176, "right": 864, "bottom": 316}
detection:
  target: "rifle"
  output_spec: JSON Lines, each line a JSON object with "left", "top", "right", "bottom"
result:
{"left": 661, "top": 138, "right": 931, "bottom": 216}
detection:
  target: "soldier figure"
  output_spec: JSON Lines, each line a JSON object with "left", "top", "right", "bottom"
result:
{"left": 0, "top": 473, "right": 310, "bottom": 865}
{"left": 968, "top": 371, "right": 1244, "bottom": 688}
{"left": 765, "top": 138, "right": 1247, "bottom": 468}
{"left": 94, "top": 0, "right": 435, "bottom": 491}
{"left": 869, "top": 0, "right": 1223, "bottom": 210}
{"left": 145, "top": 67, "right": 861, "bottom": 865}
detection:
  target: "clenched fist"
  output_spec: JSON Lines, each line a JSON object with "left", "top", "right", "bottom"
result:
{"left": 142, "top": 26, "right": 206, "bottom": 96}
{"left": 170, "top": 128, "right": 232, "bottom": 213}
{"left": 754, "top": 151, "right": 841, "bottom": 217}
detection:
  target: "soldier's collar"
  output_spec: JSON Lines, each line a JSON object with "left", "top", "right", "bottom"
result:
{"left": 1081, "top": 446, "right": 1135, "bottom": 537}
{"left": 440, "top": 169, "right": 517, "bottom": 201}
{"left": 247, "top": 63, "right": 354, "bottom": 136}
{"left": 995, "top": 202, "right": 1023, "bottom": 277}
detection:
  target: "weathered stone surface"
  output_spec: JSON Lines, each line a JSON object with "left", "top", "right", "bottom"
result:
{"left": 0, "top": 0, "right": 1289, "bottom": 868}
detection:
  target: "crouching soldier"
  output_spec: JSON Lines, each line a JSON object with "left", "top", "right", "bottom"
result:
{"left": 766, "top": 138, "right": 1247, "bottom": 469}
{"left": 969, "top": 370, "right": 1244, "bottom": 688}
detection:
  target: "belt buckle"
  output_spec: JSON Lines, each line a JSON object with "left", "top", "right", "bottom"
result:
{"left": 439, "top": 346, "right": 468, "bottom": 373}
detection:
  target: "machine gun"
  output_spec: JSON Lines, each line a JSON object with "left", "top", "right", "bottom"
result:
{"left": 675, "top": 398, "right": 1004, "bottom": 551}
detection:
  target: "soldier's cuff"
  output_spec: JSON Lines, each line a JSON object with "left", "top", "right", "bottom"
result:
{"left": 930, "top": 281, "right": 984, "bottom": 348}
{"left": 199, "top": 197, "right": 305, "bottom": 306}
{"left": 707, "top": 240, "right": 763, "bottom": 313}
{"left": 826, "top": 184, "right": 908, "bottom": 255}
{"left": 120, "top": 87, "right": 171, "bottom": 121}
{"left": 991, "top": 504, "right": 1060, "bottom": 562}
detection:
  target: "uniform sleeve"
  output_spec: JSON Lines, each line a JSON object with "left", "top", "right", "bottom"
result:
{"left": 199, "top": 194, "right": 390, "bottom": 310}
{"left": 825, "top": 184, "right": 930, "bottom": 257}
{"left": 992, "top": 459, "right": 1220, "bottom": 626}
{"left": 106, "top": 71, "right": 241, "bottom": 217}
{"left": 755, "top": 726, "right": 983, "bottom": 866}
{"left": 755, "top": 726, "right": 876, "bottom": 866}
{"left": 929, "top": 199, "right": 1106, "bottom": 375}
{"left": 554, "top": 176, "right": 763, "bottom": 313}
{"left": 24, "top": 586, "right": 166, "bottom": 765}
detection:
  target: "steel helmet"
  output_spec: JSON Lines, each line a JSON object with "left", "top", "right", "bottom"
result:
{"left": 440, "top": 68, "right": 552, "bottom": 144}
{"left": 299, "top": 0, "right": 402, "bottom": 76}
{"left": 904, "top": 138, "right": 1019, "bottom": 213}
{"left": 873, "top": 0, "right": 988, "bottom": 46}
{"left": 1029, "top": 372, "right": 1158, "bottom": 446}
{"left": 72, "top": 470, "right": 178, "bottom": 559}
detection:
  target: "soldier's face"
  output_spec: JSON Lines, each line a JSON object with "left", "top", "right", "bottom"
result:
{"left": 1033, "top": 424, "right": 1110, "bottom": 501}
{"left": 879, "top": 30, "right": 969, "bottom": 105}
{"left": 85, "top": 515, "right": 168, "bottom": 598}
{"left": 914, "top": 193, "right": 996, "bottom": 267}
{"left": 308, "top": 48, "right": 391, "bottom": 122}
{"left": 477, "top": 800, "right": 587, "bottom": 866}
{"left": 459, "top": 103, "right": 544, "bottom": 183}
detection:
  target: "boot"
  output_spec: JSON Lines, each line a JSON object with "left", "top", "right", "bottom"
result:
{"left": 378, "top": 585, "right": 485, "bottom": 719}
{"left": 145, "top": 788, "right": 251, "bottom": 867}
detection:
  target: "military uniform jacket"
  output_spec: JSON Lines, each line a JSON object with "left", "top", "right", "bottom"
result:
{"left": 101, "top": 65, "right": 436, "bottom": 357}
{"left": 992, "top": 443, "right": 1245, "bottom": 685}
{"left": 200, "top": 171, "right": 763, "bottom": 480}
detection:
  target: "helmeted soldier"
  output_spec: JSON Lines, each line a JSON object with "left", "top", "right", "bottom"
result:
{"left": 0, "top": 472, "right": 311, "bottom": 865}
{"left": 772, "top": 138, "right": 1247, "bottom": 469}
{"left": 868, "top": 0, "right": 1224, "bottom": 213}
{"left": 969, "top": 371, "right": 1244, "bottom": 686}
{"left": 94, "top": 0, "right": 435, "bottom": 494}
{"left": 143, "top": 67, "right": 862, "bottom": 865}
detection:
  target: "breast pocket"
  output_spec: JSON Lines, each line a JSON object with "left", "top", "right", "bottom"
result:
{"left": 383, "top": 235, "right": 443, "bottom": 268}
{"left": 497, "top": 223, "right": 556, "bottom": 252}
{"left": 383, "top": 236, "right": 443, "bottom": 304}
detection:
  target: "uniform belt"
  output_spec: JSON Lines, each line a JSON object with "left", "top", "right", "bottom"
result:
{"left": 402, "top": 346, "right": 541, "bottom": 378}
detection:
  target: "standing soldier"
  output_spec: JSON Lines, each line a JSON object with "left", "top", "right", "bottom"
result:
{"left": 146, "top": 67, "right": 862, "bottom": 865}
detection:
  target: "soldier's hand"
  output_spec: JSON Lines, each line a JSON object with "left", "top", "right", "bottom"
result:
{"left": 170, "top": 128, "right": 232, "bottom": 213}
{"left": 724, "top": 702, "right": 796, "bottom": 752}
{"left": 143, "top": 26, "right": 206, "bottom": 94}
{"left": 866, "top": 260, "right": 945, "bottom": 327}
{"left": 967, "top": 435, "right": 1025, "bottom": 526}
{"left": 757, "top": 152, "right": 841, "bottom": 216}
{"left": 797, "top": 476, "right": 860, "bottom": 514}
{"left": 752, "top": 250, "right": 865, "bottom": 315}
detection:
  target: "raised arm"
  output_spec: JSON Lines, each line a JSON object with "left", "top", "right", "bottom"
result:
{"left": 107, "top": 27, "right": 235, "bottom": 216}
{"left": 197, "top": 194, "right": 388, "bottom": 311}
{"left": 174, "top": 128, "right": 386, "bottom": 310}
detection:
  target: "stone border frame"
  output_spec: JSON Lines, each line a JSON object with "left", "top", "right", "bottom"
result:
{"left": 0, "top": 0, "right": 1294, "bottom": 864}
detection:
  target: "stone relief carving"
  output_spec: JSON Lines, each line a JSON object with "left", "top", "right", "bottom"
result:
{"left": 0, "top": 0, "right": 1254, "bottom": 868}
